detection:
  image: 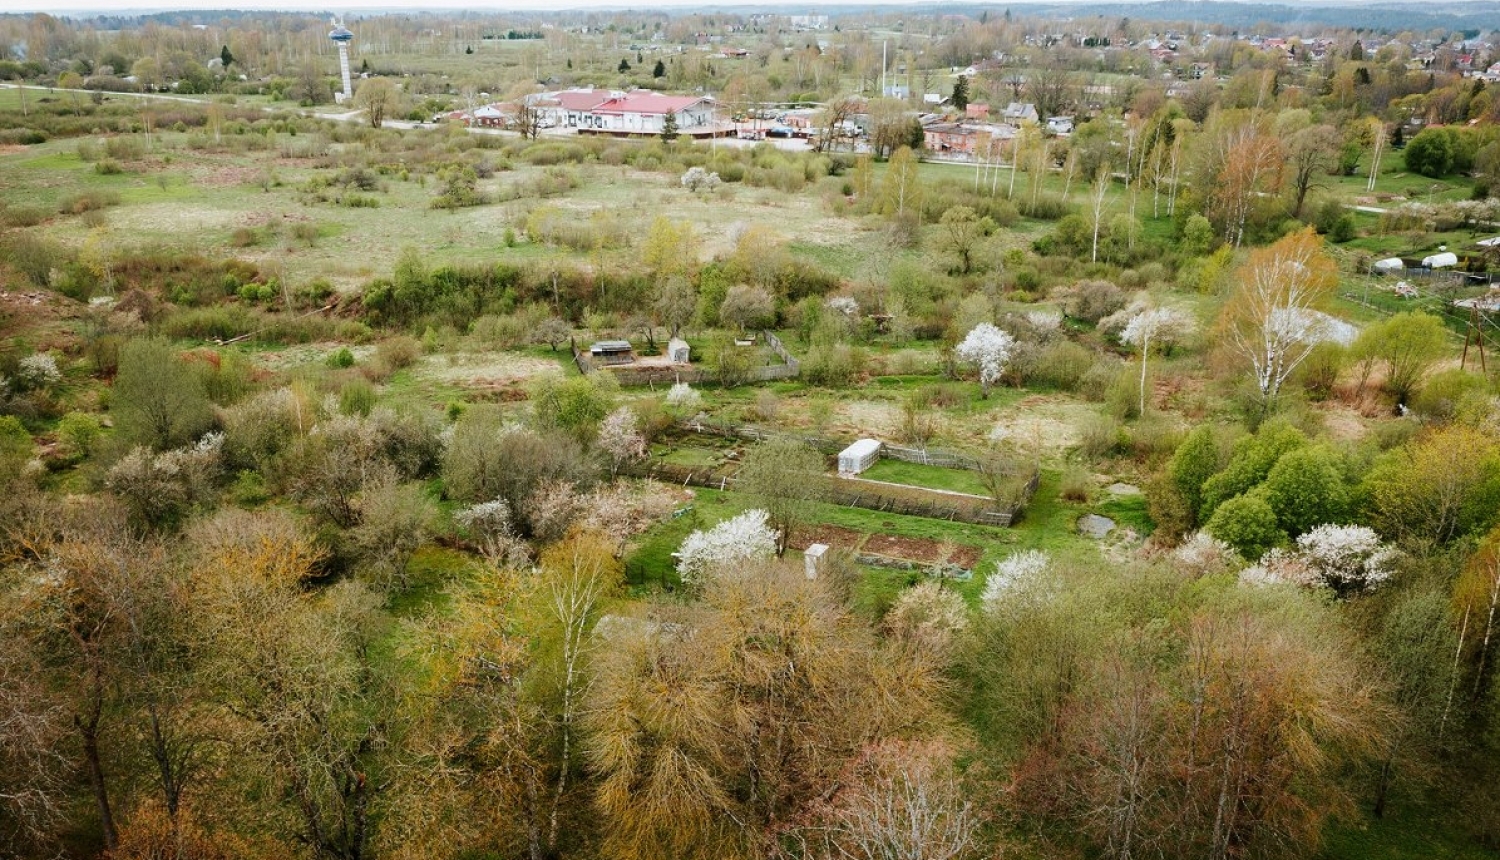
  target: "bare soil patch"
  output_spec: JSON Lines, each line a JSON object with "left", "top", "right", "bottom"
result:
{"left": 788, "top": 524, "right": 865, "bottom": 552}
{"left": 860, "top": 532, "right": 983, "bottom": 567}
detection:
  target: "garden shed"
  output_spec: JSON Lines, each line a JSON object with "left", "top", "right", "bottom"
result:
{"left": 838, "top": 438, "right": 882, "bottom": 476}
{"left": 589, "top": 340, "right": 635, "bottom": 365}
{"left": 668, "top": 337, "right": 690, "bottom": 363}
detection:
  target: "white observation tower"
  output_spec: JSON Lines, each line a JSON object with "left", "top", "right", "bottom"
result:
{"left": 330, "top": 23, "right": 354, "bottom": 103}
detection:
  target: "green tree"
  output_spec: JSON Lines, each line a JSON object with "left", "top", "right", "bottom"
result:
{"left": 1352, "top": 311, "right": 1448, "bottom": 405}
{"left": 220, "top": 45, "right": 234, "bottom": 68}
{"left": 1181, "top": 213, "right": 1215, "bottom": 256}
{"left": 737, "top": 437, "right": 826, "bottom": 557}
{"left": 618, "top": 58, "right": 631, "bottom": 74}
{"left": 880, "top": 146, "right": 922, "bottom": 218}
{"left": 113, "top": 338, "right": 213, "bottom": 451}
{"left": 1205, "top": 490, "right": 1285, "bottom": 559}
{"left": 652, "top": 59, "right": 666, "bottom": 78}
{"left": 1363, "top": 425, "right": 1500, "bottom": 544}
{"left": 1261, "top": 446, "right": 1348, "bottom": 537}
{"left": 660, "top": 110, "right": 678, "bottom": 142}
{"left": 1200, "top": 419, "right": 1307, "bottom": 518}
{"left": 951, "top": 74, "right": 970, "bottom": 110}
{"left": 1168, "top": 425, "right": 1221, "bottom": 526}
{"left": 938, "top": 205, "right": 994, "bottom": 274}
{"left": 354, "top": 77, "right": 400, "bottom": 128}
{"left": 529, "top": 373, "right": 617, "bottom": 443}
{"left": 1403, "top": 127, "right": 1456, "bottom": 177}
{"left": 56, "top": 71, "right": 83, "bottom": 115}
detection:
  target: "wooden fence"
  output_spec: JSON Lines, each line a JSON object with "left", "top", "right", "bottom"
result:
{"left": 621, "top": 458, "right": 1036, "bottom": 527}
{"left": 572, "top": 330, "right": 799, "bottom": 386}
{"left": 681, "top": 420, "right": 999, "bottom": 476}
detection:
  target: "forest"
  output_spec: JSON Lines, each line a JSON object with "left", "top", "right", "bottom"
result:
{"left": 1, "top": 4, "right": 1500, "bottom": 860}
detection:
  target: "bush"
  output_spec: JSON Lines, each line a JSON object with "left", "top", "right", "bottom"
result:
{"left": 1067, "top": 280, "right": 1126, "bottom": 324}
{"left": 1205, "top": 491, "right": 1285, "bottom": 560}
{"left": 1410, "top": 368, "right": 1489, "bottom": 422}
{"left": 375, "top": 336, "right": 421, "bottom": 371}
{"left": 339, "top": 378, "right": 376, "bottom": 416}
{"left": 1031, "top": 340, "right": 1095, "bottom": 391}
{"left": 1260, "top": 446, "right": 1348, "bottom": 538}
{"left": 327, "top": 347, "right": 356, "bottom": 369}
{"left": 112, "top": 338, "right": 214, "bottom": 451}
{"left": 1077, "top": 413, "right": 1124, "bottom": 461}
{"left": 57, "top": 411, "right": 102, "bottom": 460}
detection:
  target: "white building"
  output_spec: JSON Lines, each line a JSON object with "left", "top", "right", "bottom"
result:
{"left": 588, "top": 92, "right": 716, "bottom": 134}
{"left": 838, "top": 439, "right": 882, "bottom": 476}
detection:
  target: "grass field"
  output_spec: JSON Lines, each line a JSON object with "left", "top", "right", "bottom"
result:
{"left": 860, "top": 457, "right": 992, "bottom": 496}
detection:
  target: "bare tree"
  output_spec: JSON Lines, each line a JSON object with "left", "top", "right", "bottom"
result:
{"left": 513, "top": 99, "right": 544, "bottom": 140}
{"left": 810, "top": 739, "right": 981, "bottom": 860}
{"left": 815, "top": 95, "right": 862, "bottom": 153}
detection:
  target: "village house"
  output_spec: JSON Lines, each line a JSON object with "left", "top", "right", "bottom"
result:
{"left": 922, "top": 122, "right": 1017, "bottom": 158}
{"left": 585, "top": 91, "right": 717, "bottom": 135}
{"left": 1002, "top": 102, "right": 1039, "bottom": 123}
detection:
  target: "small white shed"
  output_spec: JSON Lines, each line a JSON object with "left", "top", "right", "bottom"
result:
{"left": 1422, "top": 251, "right": 1458, "bottom": 269}
{"left": 838, "top": 438, "right": 882, "bottom": 475}
{"left": 667, "top": 337, "right": 690, "bottom": 364}
{"left": 804, "top": 543, "right": 828, "bottom": 580}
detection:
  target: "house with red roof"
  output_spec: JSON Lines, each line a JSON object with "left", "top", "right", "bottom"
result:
{"left": 530, "top": 88, "right": 609, "bottom": 129}
{"left": 585, "top": 91, "right": 717, "bottom": 135}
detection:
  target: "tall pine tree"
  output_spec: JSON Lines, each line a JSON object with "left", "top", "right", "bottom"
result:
{"left": 951, "top": 74, "right": 971, "bottom": 110}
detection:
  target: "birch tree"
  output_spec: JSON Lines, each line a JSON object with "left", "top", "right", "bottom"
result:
{"left": 881, "top": 146, "right": 922, "bottom": 218}
{"left": 1121, "top": 307, "right": 1193, "bottom": 416}
{"left": 1216, "top": 227, "right": 1341, "bottom": 405}
{"left": 536, "top": 531, "right": 622, "bottom": 853}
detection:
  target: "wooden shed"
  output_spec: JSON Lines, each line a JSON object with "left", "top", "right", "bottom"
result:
{"left": 589, "top": 340, "right": 635, "bottom": 365}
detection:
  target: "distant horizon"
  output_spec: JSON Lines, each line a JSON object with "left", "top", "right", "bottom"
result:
{"left": 2, "top": 0, "right": 1437, "bottom": 15}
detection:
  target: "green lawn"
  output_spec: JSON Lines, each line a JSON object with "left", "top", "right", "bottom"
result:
{"left": 860, "top": 457, "right": 991, "bottom": 496}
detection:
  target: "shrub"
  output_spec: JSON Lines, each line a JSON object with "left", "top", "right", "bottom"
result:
{"left": 1205, "top": 490, "right": 1285, "bottom": 560}
{"left": 327, "top": 347, "right": 356, "bottom": 369}
{"left": 348, "top": 480, "right": 435, "bottom": 592}
{"left": 112, "top": 338, "right": 214, "bottom": 450}
{"left": 57, "top": 411, "right": 102, "bottom": 460}
{"left": 339, "top": 378, "right": 376, "bottom": 416}
{"left": 1260, "top": 446, "right": 1348, "bottom": 537}
{"left": 1077, "top": 413, "right": 1124, "bottom": 461}
{"left": 375, "top": 336, "right": 421, "bottom": 371}
{"left": 1067, "top": 280, "right": 1126, "bottom": 324}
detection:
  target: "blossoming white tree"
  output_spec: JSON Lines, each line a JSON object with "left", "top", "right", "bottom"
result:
{"left": 675, "top": 509, "right": 777, "bottom": 586}
{"left": 1121, "top": 306, "right": 1194, "bottom": 415}
{"left": 453, "top": 497, "right": 531, "bottom": 567}
{"left": 1173, "top": 531, "right": 1240, "bottom": 577}
{"left": 1239, "top": 524, "right": 1397, "bottom": 597}
{"left": 955, "top": 323, "right": 1016, "bottom": 398}
{"left": 597, "top": 406, "right": 646, "bottom": 477}
{"left": 981, "top": 549, "right": 1051, "bottom": 611}
{"left": 680, "top": 166, "right": 722, "bottom": 193}
{"left": 665, "top": 382, "right": 703, "bottom": 413}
